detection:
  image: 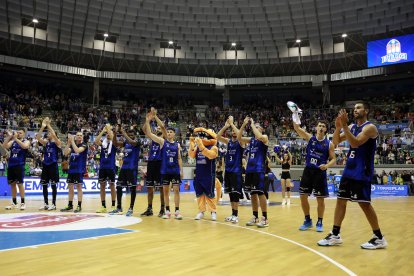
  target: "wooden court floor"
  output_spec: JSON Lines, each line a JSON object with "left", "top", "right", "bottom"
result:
{"left": 0, "top": 192, "right": 413, "bottom": 276}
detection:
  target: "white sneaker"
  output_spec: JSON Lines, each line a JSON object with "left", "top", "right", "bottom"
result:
{"left": 230, "top": 215, "right": 239, "bottom": 224}
{"left": 20, "top": 203, "right": 26, "bottom": 210}
{"left": 162, "top": 211, "right": 171, "bottom": 219}
{"left": 5, "top": 203, "right": 18, "bottom": 210}
{"left": 39, "top": 203, "right": 49, "bottom": 210}
{"left": 195, "top": 212, "right": 204, "bottom": 220}
{"left": 175, "top": 211, "right": 183, "bottom": 220}
{"left": 48, "top": 204, "right": 56, "bottom": 211}
{"left": 246, "top": 216, "right": 259, "bottom": 226}
{"left": 287, "top": 199, "right": 291, "bottom": 205}
{"left": 256, "top": 216, "right": 269, "bottom": 228}
{"left": 282, "top": 199, "right": 287, "bottom": 205}
{"left": 317, "top": 232, "right": 343, "bottom": 246}
{"left": 361, "top": 235, "right": 387, "bottom": 250}
{"left": 225, "top": 215, "right": 233, "bottom": 222}
{"left": 211, "top": 212, "right": 217, "bottom": 221}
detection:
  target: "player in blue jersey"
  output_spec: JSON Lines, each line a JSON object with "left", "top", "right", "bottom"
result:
{"left": 60, "top": 132, "right": 88, "bottom": 213}
{"left": 36, "top": 117, "right": 62, "bottom": 211}
{"left": 318, "top": 102, "right": 387, "bottom": 249}
{"left": 238, "top": 117, "right": 269, "bottom": 228}
{"left": 109, "top": 125, "right": 141, "bottom": 217}
{"left": 293, "top": 116, "right": 336, "bottom": 232}
{"left": 3, "top": 128, "right": 30, "bottom": 210}
{"left": 217, "top": 115, "right": 244, "bottom": 223}
{"left": 144, "top": 111, "right": 183, "bottom": 220}
{"left": 189, "top": 127, "right": 219, "bottom": 221}
{"left": 141, "top": 109, "right": 166, "bottom": 217}
{"left": 94, "top": 124, "right": 118, "bottom": 213}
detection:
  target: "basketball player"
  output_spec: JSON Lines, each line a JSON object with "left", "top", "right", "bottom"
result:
{"left": 318, "top": 102, "right": 388, "bottom": 249}
{"left": 94, "top": 124, "right": 117, "bottom": 213}
{"left": 275, "top": 150, "right": 293, "bottom": 205}
{"left": 189, "top": 128, "right": 218, "bottom": 221}
{"left": 144, "top": 112, "right": 183, "bottom": 220}
{"left": 36, "top": 117, "right": 62, "bottom": 211}
{"left": 217, "top": 116, "right": 243, "bottom": 223}
{"left": 293, "top": 116, "right": 336, "bottom": 232}
{"left": 3, "top": 128, "right": 30, "bottom": 210}
{"left": 141, "top": 110, "right": 165, "bottom": 217}
{"left": 238, "top": 117, "right": 269, "bottom": 228}
{"left": 60, "top": 132, "right": 88, "bottom": 213}
{"left": 109, "top": 125, "right": 141, "bottom": 217}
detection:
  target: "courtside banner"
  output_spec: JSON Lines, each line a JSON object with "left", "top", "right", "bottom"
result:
{"left": 0, "top": 177, "right": 195, "bottom": 195}
{"left": 371, "top": 185, "right": 408, "bottom": 196}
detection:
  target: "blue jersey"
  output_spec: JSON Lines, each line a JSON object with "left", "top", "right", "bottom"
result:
{"left": 246, "top": 138, "right": 268, "bottom": 173}
{"left": 148, "top": 141, "right": 162, "bottom": 162}
{"left": 305, "top": 136, "right": 330, "bottom": 169}
{"left": 8, "top": 141, "right": 28, "bottom": 168}
{"left": 160, "top": 140, "right": 180, "bottom": 175}
{"left": 343, "top": 122, "right": 376, "bottom": 182}
{"left": 100, "top": 143, "right": 117, "bottom": 170}
{"left": 68, "top": 142, "right": 88, "bottom": 174}
{"left": 43, "top": 141, "right": 59, "bottom": 165}
{"left": 121, "top": 142, "right": 140, "bottom": 170}
{"left": 195, "top": 146, "right": 216, "bottom": 180}
{"left": 225, "top": 139, "right": 243, "bottom": 173}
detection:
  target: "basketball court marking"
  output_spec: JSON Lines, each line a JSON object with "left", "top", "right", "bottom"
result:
{"left": 187, "top": 217, "right": 357, "bottom": 276}
{"left": 0, "top": 229, "right": 135, "bottom": 252}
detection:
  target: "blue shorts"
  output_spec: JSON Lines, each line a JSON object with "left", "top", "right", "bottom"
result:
{"left": 224, "top": 172, "right": 242, "bottom": 194}
{"left": 337, "top": 176, "right": 371, "bottom": 203}
{"left": 244, "top": 172, "right": 265, "bottom": 193}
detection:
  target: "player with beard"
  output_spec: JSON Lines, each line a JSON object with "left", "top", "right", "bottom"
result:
{"left": 318, "top": 102, "right": 387, "bottom": 249}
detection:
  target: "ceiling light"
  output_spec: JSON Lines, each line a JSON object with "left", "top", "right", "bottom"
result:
{"left": 103, "top": 33, "right": 109, "bottom": 37}
{"left": 231, "top": 42, "right": 236, "bottom": 46}
{"left": 32, "top": 18, "right": 38, "bottom": 23}
{"left": 342, "top": 33, "right": 347, "bottom": 38}
{"left": 296, "top": 39, "right": 301, "bottom": 43}
{"left": 168, "top": 41, "right": 174, "bottom": 45}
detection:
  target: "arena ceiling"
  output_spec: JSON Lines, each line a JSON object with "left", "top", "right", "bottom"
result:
{"left": 0, "top": 0, "right": 413, "bottom": 78}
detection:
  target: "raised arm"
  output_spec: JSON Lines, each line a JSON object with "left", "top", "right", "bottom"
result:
{"left": 2, "top": 131, "right": 14, "bottom": 149}
{"left": 332, "top": 115, "right": 346, "bottom": 146}
{"left": 70, "top": 136, "right": 85, "bottom": 154}
{"left": 237, "top": 117, "right": 252, "bottom": 148}
{"left": 14, "top": 133, "right": 30, "bottom": 150}
{"left": 94, "top": 126, "right": 107, "bottom": 146}
{"left": 46, "top": 119, "right": 62, "bottom": 148}
{"left": 339, "top": 109, "right": 378, "bottom": 148}
{"left": 36, "top": 118, "right": 48, "bottom": 146}
{"left": 152, "top": 108, "right": 167, "bottom": 138}
{"left": 120, "top": 128, "right": 139, "bottom": 147}
{"left": 188, "top": 136, "right": 197, "bottom": 158}
{"left": 143, "top": 113, "right": 165, "bottom": 147}
{"left": 216, "top": 121, "right": 230, "bottom": 144}
{"left": 292, "top": 122, "right": 312, "bottom": 141}
{"left": 250, "top": 118, "right": 268, "bottom": 144}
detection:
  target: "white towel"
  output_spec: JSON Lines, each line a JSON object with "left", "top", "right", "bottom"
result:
{"left": 102, "top": 137, "right": 113, "bottom": 154}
